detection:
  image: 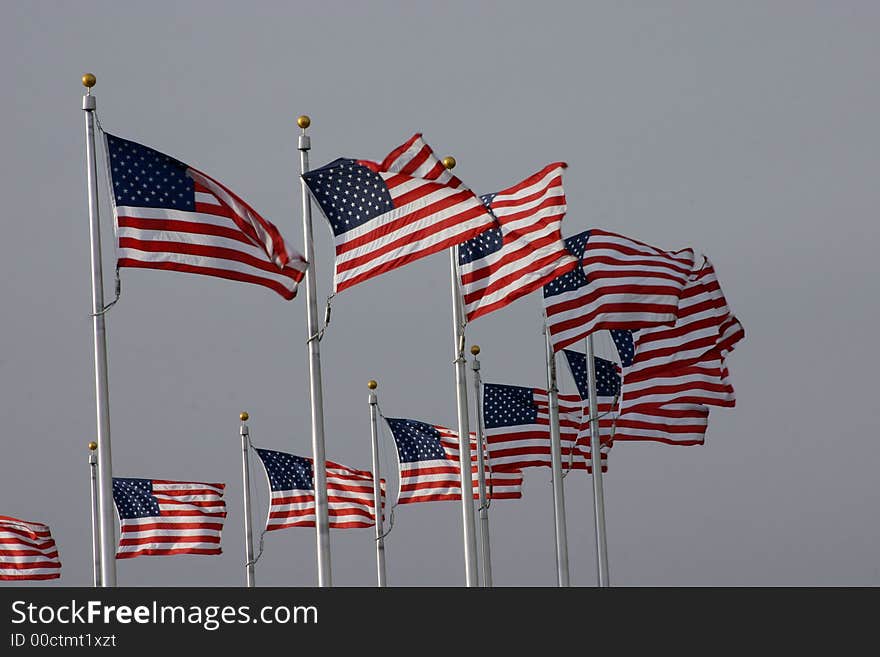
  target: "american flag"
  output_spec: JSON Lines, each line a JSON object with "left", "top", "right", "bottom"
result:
{"left": 0, "top": 515, "right": 61, "bottom": 580}
{"left": 609, "top": 258, "right": 743, "bottom": 415}
{"left": 104, "top": 133, "right": 307, "bottom": 300}
{"left": 458, "top": 163, "right": 578, "bottom": 320}
{"left": 542, "top": 229, "right": 695, "bottom": 352}
{"left": 481, "top": 384, "right": 609, "bottom": 473}
{"left": 112, "top": 478, "right": 227, "bottom": 558}
{"left": 254, "top": 448, "right": 384, "bottom": 530}
{"left": 564, "top": 346, "right": 709, "bottom": 445}
{"left": 385, "top": 418, "right": 524, "bottom": 504}
{"left": 616, "top": 259, "right": 745, "bottom": 380}
{"left": 302, "top": 133, "right": 495, "bottom": 292}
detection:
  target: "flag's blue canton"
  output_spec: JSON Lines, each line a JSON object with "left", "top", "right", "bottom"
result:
{"left": 483, "top": 384, "right": 538, "bottom": 428}
{"left": 458, "top": 193, "right": 501, "bottom": 265}
{"left": 112, "top": 478, "right": 160, "bottom": 520}
{"left": 302, "top": 159, "right": 393, "bottom": 237}
{"left": 543, "top": 230, "right": 590, "bottom": 298}
{"left": 610, "top": 330, "right": 635, "bottom": 367}
{"left": 386, "top": 418, "right": 446, "bottom": 463}
{"left": 458, "top": 226, "right": 502, "bottom": 265}
{"left": 254, "top": 449, "right": 313, "bottom": 492}
{"left": 563, "top": 350, "right": 621, "bottom": 399}
{"left": 105, "top": 133, "right": 194, "bottom": 210}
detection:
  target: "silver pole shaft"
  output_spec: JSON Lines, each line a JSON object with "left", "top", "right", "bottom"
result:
{"left": 585, "top": 335, "right": 610, "bottom": 587}
{"left": 240, "top": 420, "right": 255, "bottom": 587}
{"left": 88, "top": 450, "right": 101, "bottom": 588}
{"left": 449, "top": 249, "right": 478, "bottom": 587}
{"left": 298, "top": 127, "right": 332, "bottom": 587}
{"left": 368, "top": 387, "right": 387, "bottom": 587}
{"left": 83, "top": 91, "right": 117, "bottom": 587}
{"left": 545, "top": 329, "right": 570, "bottom": 587}
{"left": 471, "top": 354, "right": 492, "bottom": 587}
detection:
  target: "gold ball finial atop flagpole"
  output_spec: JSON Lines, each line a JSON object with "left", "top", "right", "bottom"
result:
{"left": 88, "top": 441, "right": 98, "bottom": 451}
{"left": 470, "top": 345, "right": 481, "bottom": 356}
{"left": 297, "top": 115, "right": 311, "bottom": 130}
{"left": 442, "top": 156, "right": 456, "bottom": 170}
{"left": 239, "top": 411, "right": 249, "bottom": 422}
{"left": 82, "top": 73, "right": 96, "bottom": 88}
{"left": 367, "top": 380, "right": 378, "bottom": 390}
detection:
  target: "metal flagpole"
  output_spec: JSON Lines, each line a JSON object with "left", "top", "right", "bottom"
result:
{"left": 443, "top": 156, "right": 478, "bottom": 586}
{"left": 545, "top": 326, "right": 570, "bottom": 587}
{"left": 367, "top": 380, "right": 387, "bottom": 587}
{"left": 239, "top": 412, "right": 256, "bottom": 587}
{"left": 87, "top": 441, "right": 101, "bottom": 588}
{"left": 296, "top": 115, "right": 332, "bottom": 587}
{"left": 470, "top": 345, "right": 493, "bottom": 587}
{"left": 585, "top": 334, "right": 610, "bottom": 586}
{"left": 443, "top": 156, "right": 478, "bottom": 587}
{"left": 82, "top": 73, "right": 117, "bottom": 587}
{"left": 449, "top": 247, "right": 479, "bottom": 587}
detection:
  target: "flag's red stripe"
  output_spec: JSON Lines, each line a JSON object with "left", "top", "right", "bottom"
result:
{"left": 116, "top": 548, "right": 221, "bottom": 559}
{"left": 118, "top": 259, "right": 297, "bottom": 300}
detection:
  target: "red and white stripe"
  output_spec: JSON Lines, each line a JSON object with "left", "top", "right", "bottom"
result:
{"left": 265, "top": 461, "right": 385, "bottom": 531}
{"left": 485, "top": 390, "right": 609, "bottom": 473}
{"left": 113, "top": 162, "right": 307, "bottom": 300}
{"left": 116, "top": 480, "right": 226, "bottom": 559}
{"left": 0, "top": 515, "right": 61, "bottom": 581}
{"left": 397, "top": 425, "right": 524, "bottom": 505}
{"left": 620, "top": 355, "right": 735, "bottom": 413}
{"left": 613, "top": 403, "right": 710, "bottom": 446}
{"left": 459, "top": 163, "right": 578, "bottom": 320}
{"left": 624, "top": 259, "right": 743, "bottom": 380}
{"left": 545, "top": 229, "right": 695, "bottom": 352}
{"left": 332, "top": 134, "right": 495, "bottom": 292}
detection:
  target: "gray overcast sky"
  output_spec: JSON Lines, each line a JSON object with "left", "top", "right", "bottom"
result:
{"left": 2, "top": 1, "right": 878, "bottom": 586}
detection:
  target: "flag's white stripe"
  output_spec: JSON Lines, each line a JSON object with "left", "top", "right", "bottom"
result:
{"left": 0, "top": 521, "right": 51, "bottom": 534}
{"left": 0, "top": 533, "right": 54, "bottom": 546}
{"left": 117, "top": 226, "right": 291, "bottom": 271}
{"left": 0, "top": 567, "right": 60, "bottom": 576}
{"left": 118, "top": 246, "right": 301, "bottom": 289}
{"left": 0, "top": 554, "right": 59, "bottom": 564}
{"left": 117, "top": 540, "right": 220, "bottom": 552}
{"left": 492, "top": 168, "right": 566, "bottom": 205}
{"left": 152, "top": 482, "right": 224, "bottom": 494}
{"left": 120, "top": 515, "right": 225, "bottom": 528}
{"left": 152, "top": 499, "right": 225, "bottom": 509}
{"left": 116, "top": 205, "right": 241, "bottom": 229}
{"left": 120, "top": 528, "right": 222, "bottom": 539}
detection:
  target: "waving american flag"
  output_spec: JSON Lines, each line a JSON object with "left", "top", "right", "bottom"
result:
{"left": 385, "top": 418, "right": 524, "bottom": 504}
{"left": 564, "top": 346, "right": 709, "bottom": 446}
{"left": 0, "top": 515, "right": 61, "bottom": 581}
{"left": 105, "top": 133, "right": 307, "bottom": 300}
{"left": 254, "top": 448, "right": 384, "bottom": 530}
{"left": 543, "top": 229, "right": 695, "bottom": 352}
{"left": 112, "top": 478, "right": 226, "bottom": 558}
{"left": 303, "top": 134, "right": 495, "bottom": 292}
{"left": 458, "top": 163, "right": 577, "bottom": 321}
{"left": 481, "top": 384, "right": 609, "bottom": 473}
